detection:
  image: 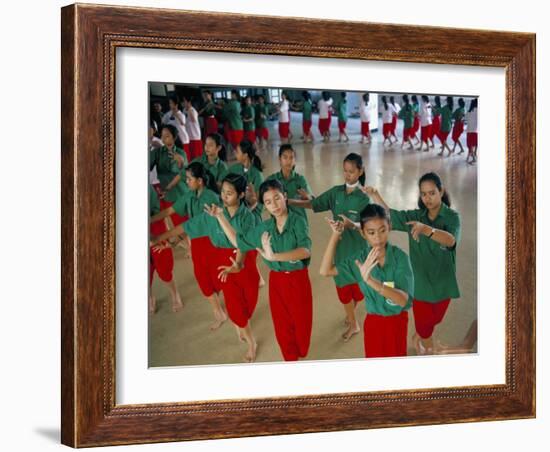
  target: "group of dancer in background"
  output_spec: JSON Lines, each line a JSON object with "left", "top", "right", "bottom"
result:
{"left": 149, "top": 97, "right": 472, "bottom": 361}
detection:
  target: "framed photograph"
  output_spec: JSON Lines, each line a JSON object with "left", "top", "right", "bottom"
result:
{"left": 61, "top": 3, "right": 535, "bottom": 447}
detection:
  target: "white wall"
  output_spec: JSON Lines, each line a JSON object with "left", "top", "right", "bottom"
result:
{"left": 1, "top": 1, "right": 546, "bottom": 451}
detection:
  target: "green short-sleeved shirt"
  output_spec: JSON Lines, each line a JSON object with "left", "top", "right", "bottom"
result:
{"left": 336, "top": 243, "right": 414, "bottom": 316}
{"left": 225, "top": 99, "right": 243, "bottom": 130}
{"left": 311, "top": 185, "right": 371, "bottom": 286}
{"left": 337, "top": 100, "right": 347, "bottom": 122}
{"left": 184, "top": 202, "right": 258, "bottom": 248}
{"left": 236, "top": 210, "right": 311, "bottom": 272}
{"left": 412, "top": 103, "right": 420, "bottom": 117}
{"left": 453, "top": 107, "right": 465, "bottom": 121}
{"left": 149, "top": 146, "right": 189, "bottom": 202}
{"left": 432, "top": 105, "right": 441, "bottom": 117}
{"left": 254, "top": 104, "right": 269, "bottom": 129}
{"left": 302, "top": 100, "right": 312, "bottom": 121}
{"left": 149, "top": 185, "right": 160, "bottom": 217}
{"left": 440, "top": 105, "right": 453, "bottom": 132}
{"left": 202, "top": 101, "right": 216, "bottom": 117}
{"left": 192, "top": 154, "right": 228, "bottom": 184}
{"left": 172, "top": 187, "right": 220, "bottom": 219}
{"left": 221, "top": 163, "right": 264, "bottom": 193}
{"left": 242, "top": 105, "right": 256, "bottom": 131}
{"left": 398, "top": 106, "right": 414, "bottom": 129}
{"left": 389, "top": 203, "right": 461, "bottom": 302}
{"left": 265, "top": 170, "right": 313, "bottom": 223}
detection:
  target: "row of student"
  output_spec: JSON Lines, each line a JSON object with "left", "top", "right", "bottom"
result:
{"left": 381, "top": 95, "right": 479, "bottom": 164}
{"left": 149, "top": 132, "right": 465, "bottom": 362}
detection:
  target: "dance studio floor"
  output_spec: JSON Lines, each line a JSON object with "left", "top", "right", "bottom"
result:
{"left": 149, "top": 114, "right": 477, "bottom": 366}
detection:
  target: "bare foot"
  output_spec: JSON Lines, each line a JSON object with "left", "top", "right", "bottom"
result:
{"left": 171, "top": 293, "right": 184, "bottom": 313}
{"left": 234, "top": 324, "right": 245, "bottom": 343}
{"left": 342, "top": 322, "right": 360, "bottom": 342}
{"left": 210, "top": 309, "right": 228, "bottom": 331}
{"left": 149, "top": 295, "right": 156, "bottom": 315}
{"left": 244, "top": 340, "right": 258, "bottom": 363}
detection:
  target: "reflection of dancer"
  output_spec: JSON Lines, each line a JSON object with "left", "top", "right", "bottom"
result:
{"left": 390, "top": 96, "right": 400, "bottom": 142}
{"left": 320, "top": 204, "right": 414, "bottom": 358}
{"left": 183, "top": 96, "right": 203, "bottom": 160}
{"left": 189, "top": 174, "right": 261, "bottom": 362}
{"left": 300, "top": 91, "right": 314, "bottom": 143}
{"left": 368, "top": 172, "right": 461, "bottom": 355}
{"left": 216, "top": 179, "right": 313, "bottom": 362}
{"left": 337, "top": 92, "right": 349, "bottom": 143}
{"left": 381, "top": 95, "right": 398, "bottom": 146}
{"left": 465, "top": 99, "right": 478, "bottom": 164}
{"left": 437, "top": 96, "right": 454, "bottom": 156}
{"left": 277, "top": 92, "right": 292, "bottom": 144}
{"left": 148, "top": 185, "right": 184, "bottom": 314}
{"left": 288, "top": 153, "right": 370, "bottom": 342}
{"left": 318, "top": 91, "right": 333, "bottom": 142}
{"left": 417, "top": 95, "right": 433, "bottom": 152}
{"left": 399, "top": 95, "right": 414, "bottom": 150}
{"left": 451, "top": 98, "right": 466, "bottom": 154}
{"left": 254, "top": 95, "right": 270, "bottom": 150}
{"left": 359, "top": 93, "right": 372, "bottom": 145}
{"left": 150, "top": 162, "right": 227, "bottom": 331}
{"left": 242, "top": 95, "right": 257, "bottom": 145}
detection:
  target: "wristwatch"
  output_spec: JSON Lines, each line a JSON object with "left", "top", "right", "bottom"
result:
{"left": 428, "top": 227, "right": 436, "bottom": 238}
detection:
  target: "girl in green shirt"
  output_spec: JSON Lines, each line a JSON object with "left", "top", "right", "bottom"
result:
{"left": 212, "top": 179, "right": 313, "bottom": 362}
{"left": 150, "top": 162, "right": 227, "bottom": 331}
{"left": 199, "top": 90, "right": 219, "bottom": 136}
{"left": 149, "top": 124, "right": 189, "bottom": 226}
{"left": 192, "top": 132, "right": 228, "bottom": 189}
{"left": 367, "top": 172, "right": 461, "bottom": 355}
{"left": 320, "top": 204, "right": 414, "bottom": 358}
{"left": 337, "top": 92, "right": 349, "bottom": 143}
{"left": 410, "top": 95, "right": 421, "bottom": 145}
{"left": 399, "top": 95, "right": 415, "bottom": 150}
{"left": 300, "top": 91, "right": 314, "bottom": 143}
{"left": 288, "top": 153, "right": 371, "bottom": 342}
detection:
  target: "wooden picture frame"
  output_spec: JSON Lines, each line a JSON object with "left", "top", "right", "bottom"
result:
{"left": 61, "top": 3, "right": 536, "bottom": 447}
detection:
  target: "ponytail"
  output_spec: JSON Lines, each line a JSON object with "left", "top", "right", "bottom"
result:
{"left": 240, "top": 139, "right": 263, "bottom": 172}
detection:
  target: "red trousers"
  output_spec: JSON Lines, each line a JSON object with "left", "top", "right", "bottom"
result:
{"left": 431, "top": 115, "right": 441, "bottom": 140}
{"left": 338, "top": 120, "right": 347, "bottom": 133}
{"left": 361, "top": 121, "right": 370, "bottom": 136}
{"left": 412, "top": 116, "right": 420, "bottom": 133}
{"left": 421, "top": 125, "right": 432, "bottom": 143}
{"left": 302, "top": 120, "right": 312, "bottom": 135}
{"left": 182, "top": 143, "right": 191, "bottom": 162}
{"left": 452, "top": 120, "right": 464, "bottom": 143}
{"left": 279, "top": 122, "right": 290, "bottom": 138}
{"left": 318, "top": 118, "right": 330, "bottom": 134}
{"left": 159, "top": 199, "right": 188, "bottom": 227}
{"left": 268, "top": 268, "right": 313, "bottom": 361}
{"left": 336, "top": 283, "right": 364, "bottom": 305}
{"left": 190, "top": 236, "right": 218, "bottom": 297}
{"left": 215, "top": 248, "right": 260, "bottom": 328}
{"left": 467, "top": 132, "right": 478, "bottom": 147}
{"left": 244, "top": 130, "right": 257, "bottom": 143}
{"left": 438, "top": 130, "right": 450, "bottom": 143}
{"left": 149, "top": 219, "right": 174, "bottom": 286}
{"left": 189, "top": 140, "right": 203, "bottom": 160}
{"left": 205, "top": 116, "right": 218, "bottom": 136}
{"left": 391, "top": 115, "right": 397, "bottom": 133}
{"left": 403, "top": 127, "right": 413, "bottom": 141}
{"left": 364, "top": 311, "right": 408, "bottom": 358}
{"left": 382, "top": 123, "right": 392, "bottom": 138}
{"left": 255, "top": 127, "right": 269, "bottom": 140}
{"left": 228, "top": 128, "right": 244, "bottom": 148}
{"left": 413, "top": 298, "right": 451, "bottom": 339}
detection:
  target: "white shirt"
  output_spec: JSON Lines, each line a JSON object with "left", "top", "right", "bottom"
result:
{"left": 278, "top": 100, "right": 290, "bottom": 123}
{"left": 382, "top": 103, "right": 397, "bottom": 124}
{"left": 465, "top": 108, "right": 478, "bottom": 133}
{"left": 392, "top": 102, "right": 401, "bottom": 116}
{"left": 359, "top": 99, "right": 371, "bottom": 122}
{"left": 185, "top": 107, "right": 201, "bottom": 141}
{"left": 420, "top": 102, "right": 433, "bottom": 126}
{"left": 317, "top": 98, "right": 333, "bottom": 119}
{"left": 149, "top": 136, "right": 163, "bottom": 184}
{"left": 162, "top": 110, "right": 189, "bottom": 144}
